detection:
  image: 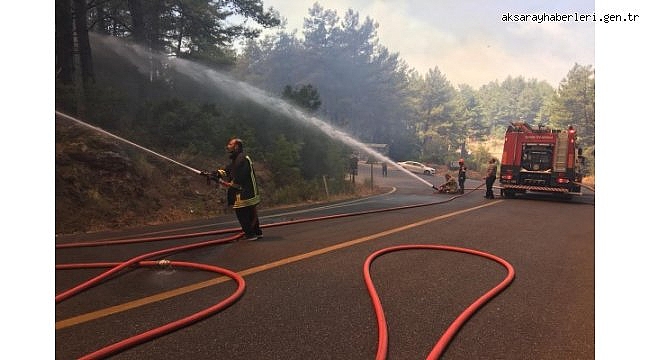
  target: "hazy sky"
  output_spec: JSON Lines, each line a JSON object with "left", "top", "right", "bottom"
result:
{"left": 260, "top": 0, "right": 597, "bottom": 88}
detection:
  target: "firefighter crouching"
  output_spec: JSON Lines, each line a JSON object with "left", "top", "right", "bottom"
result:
{"left": 433, "top": 173, "right": 459, "bottom": 194}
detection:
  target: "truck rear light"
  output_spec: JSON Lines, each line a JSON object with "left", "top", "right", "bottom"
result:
{"left": 557, "top": 178, "right": 569, "bottom": 184}
{"left": 501, "top": 170, "right": 513, "bottom": 180}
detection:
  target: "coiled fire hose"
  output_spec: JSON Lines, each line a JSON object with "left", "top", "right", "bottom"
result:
{"left": 363, "top": 245, "right": 515, "bottom": 360}
{"left": 71, "top": 260, "right": 245, "bottom": 360}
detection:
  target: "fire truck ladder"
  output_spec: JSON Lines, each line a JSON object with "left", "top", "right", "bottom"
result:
{"left": 553, "top": 131, "right": 568, "bottom": 172}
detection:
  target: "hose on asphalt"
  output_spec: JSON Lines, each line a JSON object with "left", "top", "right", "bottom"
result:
{"left": 67, "top": 260, "right": 246, "bottom": 360}
{"left": 363, "top": 244, "right": 515, "bottom": 360}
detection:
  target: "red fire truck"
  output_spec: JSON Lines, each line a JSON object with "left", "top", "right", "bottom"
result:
{"left": 499, "top": 122, "right": 585, "bottom": 198}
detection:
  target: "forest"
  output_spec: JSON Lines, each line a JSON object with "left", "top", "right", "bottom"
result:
{"left": 55, "top": 0, "right": 595, "bottom": 233}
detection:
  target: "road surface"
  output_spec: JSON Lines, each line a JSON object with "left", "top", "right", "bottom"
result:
{"left": 56, "top": 163, "right": 595, "bottom": 359}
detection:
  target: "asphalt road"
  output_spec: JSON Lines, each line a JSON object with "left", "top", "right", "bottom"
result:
{"left": 55, "top": 163, "right": 595, "bottom": 359}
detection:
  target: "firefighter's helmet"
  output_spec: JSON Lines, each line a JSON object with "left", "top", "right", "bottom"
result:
{"left": 459, "top": 159, "right": 464, "bottom": 164}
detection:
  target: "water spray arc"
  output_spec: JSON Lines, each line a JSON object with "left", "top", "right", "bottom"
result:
{"left": 178, "top": 60, "right": 435, "bottom": 188}
{"left": 95, "top": 35, "right": 434, "bottom": 189}
{"left": 56, "top": 111, "right": 202, "bottom": 175}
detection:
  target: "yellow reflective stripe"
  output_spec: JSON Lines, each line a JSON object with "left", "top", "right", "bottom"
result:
{"left": 232, "top": 156, "right": 260, "bottom": 208}
{"left": 247, "top": 156, "right": 259, "bottom": 197}
{"left": 233, "top": 195, "right": 260, "bottom": 208}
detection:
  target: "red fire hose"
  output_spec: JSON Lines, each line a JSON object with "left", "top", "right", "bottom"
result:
{"left": 363, "top": 244, "right": 515, "bottom": 360}
{"left": 55, "top": 233, "right": 240, "bottom": 303}
{"left": 63, "top": 260, "right": 245, "bottom": 360}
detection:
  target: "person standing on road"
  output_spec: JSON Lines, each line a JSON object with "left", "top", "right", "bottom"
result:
{"left": 381, "top": 162, "right": 388, "bottom": 177}
{"left": 484, "top": 158, "right": 497, "bottom": 199}
{"left": 206, "top": 138, "right": 262, "bottom": 240}
{"left": 457, "top": 159, "right": 467, "bottom": 194}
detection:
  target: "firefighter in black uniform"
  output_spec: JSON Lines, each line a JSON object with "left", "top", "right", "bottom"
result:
{"left": 204, "top": 138, "right": 262, "bottom": 240}
{"left": 457, "top": 159, "right": 467, "bottom": 194}
{"left": 225, "top": 138, "right": 262, "bottom": 240}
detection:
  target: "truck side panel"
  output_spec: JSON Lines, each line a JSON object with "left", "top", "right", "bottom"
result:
{"left": 500, "top": 132, "right": 519, "bottom": 166}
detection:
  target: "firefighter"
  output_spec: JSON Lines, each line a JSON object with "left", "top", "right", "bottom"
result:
{"left": 457, "top": 159, "right": 467, "bottom": 194}
{"left": 222, "top": 138, "right": 263, "bottom": 240}
{"left": 438, "top": 173, "right": 459, "bottom": 193}
{"left": 484, "top": 158, "right": 497, "bottom": 199}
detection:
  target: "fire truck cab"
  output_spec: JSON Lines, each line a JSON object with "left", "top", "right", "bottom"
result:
{"left": 499, "top": 122, "right": 585, "bottom": 198}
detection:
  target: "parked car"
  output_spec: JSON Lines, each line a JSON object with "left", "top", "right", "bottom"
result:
{"left": 397, "top": 161, "right": 436, "bottom": 175}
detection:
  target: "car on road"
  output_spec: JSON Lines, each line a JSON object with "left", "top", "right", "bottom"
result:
{"left": 397, "top": 161, "right": 436, "bottom": 175}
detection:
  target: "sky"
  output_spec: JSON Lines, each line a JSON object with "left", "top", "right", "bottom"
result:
{"left": 260, "top": 0, "right": 599, "bottom": 88}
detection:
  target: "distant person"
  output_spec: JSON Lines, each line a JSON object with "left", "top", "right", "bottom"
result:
{"left": 436, "top": 173, "right": 458, "bottom": 193}
{"left": 204, "top": 138, "right": 262, "bottom": 240}
{"left": 381, "top": 162, "right": 388, "bottom": 177}
{"left": 349, "top": 154, "right": 359, "bottom": 181}
{"left": 457, "top": 159, "right": 467, "bottom": 194}
{"left": 484, "top": 158, "right": 498, "bottom": 199}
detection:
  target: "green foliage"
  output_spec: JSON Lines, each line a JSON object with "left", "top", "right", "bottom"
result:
{"left": 55, "top": 82, "right": 79, "bottom": 114}
{"left": 87, "top": 0, "right": 281, "bottom": 62}
{"left": 267, "top": 134, "right": 302, "bottom": 179}
{"left": 477, "top": 76, "right": 556, "bottom": 129}
{"left": 282, "top": 84, "right": 322, "bottom": 112}
{"left": 548, "top": 64, "right": 595, "bottom": 147}
{"left": 579, "top": 145, "right": 595, "bottom": 176}
{"left": 267, "top": 180, "right": 323, "bottom": 204}
{"left": 419, "top": 67, "right": 456, "bottom": 130}
{"left": 299, "top": 132, "right": 348, "bottom": 179}
{"left": 134, "top": 99, "right": 221, "bottom": 156}
{"left": 265, "top": 174, "right": 355, "bottom": 206}
{"left": 468, "top": 145, "right": 493, "bottom": 173}
{"left": 420, "top": 132, "right": 450, "bottom": 164}
{"left": 82, "top": 84, "right": 132, "bottom": 130}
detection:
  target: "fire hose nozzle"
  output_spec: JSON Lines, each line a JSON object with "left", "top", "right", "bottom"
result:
{"left": 201, "top": 169, "right": 226, "bottom": 185}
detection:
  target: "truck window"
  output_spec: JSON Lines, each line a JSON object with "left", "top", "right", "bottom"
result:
{"left": 521, "top": 145, "right": 553, "bottom": 171}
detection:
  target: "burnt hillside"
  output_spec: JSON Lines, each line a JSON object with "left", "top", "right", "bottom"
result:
{"left": 55, "top": 120, "right": 226, "bottom": 235}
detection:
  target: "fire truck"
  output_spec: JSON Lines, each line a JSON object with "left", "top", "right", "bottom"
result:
{"left": 499, "top": 122, "right": 585, "bottom": 198}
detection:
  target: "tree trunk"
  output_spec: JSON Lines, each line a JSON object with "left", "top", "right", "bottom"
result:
{"left": 73, "top": 0, "right": 94, "bottom": 86}
{"left": 94, "top": 5, "right": 109, "bottom": 35}
{"left": 128, "top": 0, "right": 146, "bottom": 44}
{"left": 56, "top": 0, "right": 74, "bottom": 85}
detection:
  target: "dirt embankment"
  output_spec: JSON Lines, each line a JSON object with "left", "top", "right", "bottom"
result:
{"left": 56, "top": 122, "right": 226, "bottom": 235}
